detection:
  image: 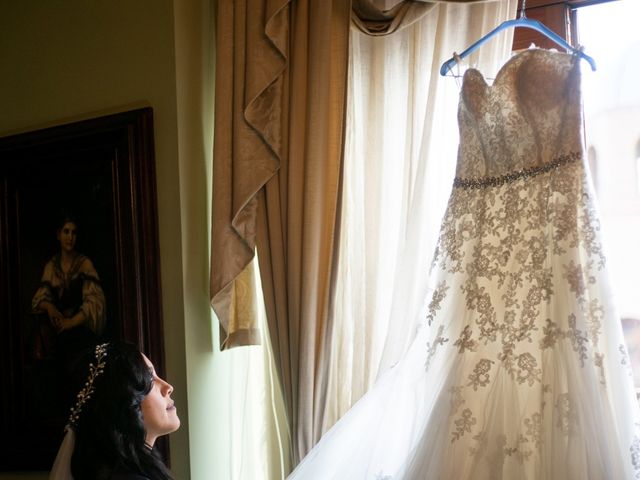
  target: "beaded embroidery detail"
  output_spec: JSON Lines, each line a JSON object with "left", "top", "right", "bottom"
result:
{"left": 453, "top": 151, "right": 581, "bottom": 189}
{"left": 67, "top": 343, "right": 108, "bottom": 429}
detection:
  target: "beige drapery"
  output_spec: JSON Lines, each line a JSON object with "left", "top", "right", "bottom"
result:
{"left": 211, "top": 0, "right": 498, "bottom": 464}
{"left": 211, "top": 0, "right": 352, "bottom": 463}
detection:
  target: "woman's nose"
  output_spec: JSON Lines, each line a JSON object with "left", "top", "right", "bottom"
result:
{"left": 164, "top": 379, "right": 174, "bottom": 395}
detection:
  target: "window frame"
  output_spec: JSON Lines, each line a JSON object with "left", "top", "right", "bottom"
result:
{"left": 513, "top": 0, "right": 620, "bottom": 51}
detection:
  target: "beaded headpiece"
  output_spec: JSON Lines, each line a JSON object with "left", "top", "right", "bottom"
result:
{"left": 66, "top": 343, "right": 108, "bottom": 429}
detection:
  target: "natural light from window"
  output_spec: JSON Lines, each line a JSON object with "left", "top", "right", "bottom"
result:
{"left": 578, "top": 0, "right": 640, "bottom": 387}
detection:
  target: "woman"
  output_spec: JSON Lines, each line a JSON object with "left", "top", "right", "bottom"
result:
{"left": 32, "top": 215, "right": 106, "bottom": 359}
{"left": 50, "top": 341, "right": 180, "bottom": 480}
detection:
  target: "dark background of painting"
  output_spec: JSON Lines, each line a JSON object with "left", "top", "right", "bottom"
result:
{"left": 0, "top": 108, "right": 167, "bottom": 471}
{"left": 17, "top": 146, "right": 119, "bottom": 428}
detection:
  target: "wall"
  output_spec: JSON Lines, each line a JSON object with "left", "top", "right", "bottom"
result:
{"left": 172, "top": 0, "right": 236, "bottom": 479}
{"left": 0, "top": 1, "right": 198, "bottom": 478}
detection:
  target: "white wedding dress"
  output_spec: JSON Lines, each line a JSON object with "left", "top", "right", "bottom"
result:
{"left": 288, "top": 49, "right": 640, "bottom": 479}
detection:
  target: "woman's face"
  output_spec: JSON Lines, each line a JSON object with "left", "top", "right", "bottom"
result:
{"left": 140, "top": 354, "right": 180, "bottom": 446}
{"left": 57, "top": 221, "right": 77, "bottom": 253}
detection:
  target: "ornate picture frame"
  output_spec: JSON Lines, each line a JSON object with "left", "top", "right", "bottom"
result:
{"left": 0, "top": 108, "right": 166, "bottom": 471}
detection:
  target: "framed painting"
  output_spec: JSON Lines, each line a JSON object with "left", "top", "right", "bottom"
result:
{"left": 0, "top": 108, "right": 167, "bottom": 471}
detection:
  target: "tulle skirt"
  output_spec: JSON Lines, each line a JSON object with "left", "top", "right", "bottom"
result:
{"left": 288, "top": 159, "right": 640, "bottom": 479}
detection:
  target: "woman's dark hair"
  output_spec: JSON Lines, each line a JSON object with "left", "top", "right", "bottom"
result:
{"left": 54, "top": 211, "right": 81, "bottom": 252}
{"left": 69, "top": 341, "right": 173, "bottom": 480}
{"left": 55, "top": 211, "right": 80, "bottom": 233}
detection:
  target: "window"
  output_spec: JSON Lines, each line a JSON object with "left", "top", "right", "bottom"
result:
{"left": 516, "top": 0, "right": 640, "bottom": 393}
{"left": 576, "top": 0, "right": 640, "bottom": 389}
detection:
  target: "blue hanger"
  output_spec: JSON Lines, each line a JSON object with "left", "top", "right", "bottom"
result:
{"left": 439, "top": 12, "right": 597, "bottom": 76}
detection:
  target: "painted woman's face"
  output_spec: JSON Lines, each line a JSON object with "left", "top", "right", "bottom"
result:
{"left": 140, "top": 354, "right": 180, "bottom": 446}
{"left": 57, "top": 222, "right": 77, "bottom": 253}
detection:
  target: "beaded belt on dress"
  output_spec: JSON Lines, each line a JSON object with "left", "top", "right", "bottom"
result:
{"left": 453, "top": 151, "right": 582, "bottom": 189}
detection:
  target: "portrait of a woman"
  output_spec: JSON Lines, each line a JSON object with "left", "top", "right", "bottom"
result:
{"left": 31, "top": 214, "right": 106, "bottom": 361}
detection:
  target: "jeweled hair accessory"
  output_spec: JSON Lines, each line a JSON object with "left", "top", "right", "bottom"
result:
{"left": 66, "top": 343, "right": 108, "bottom": 429}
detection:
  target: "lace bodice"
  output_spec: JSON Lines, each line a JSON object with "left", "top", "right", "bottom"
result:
{"left": 456, "top": 49, "right": 583, "bottom": 181}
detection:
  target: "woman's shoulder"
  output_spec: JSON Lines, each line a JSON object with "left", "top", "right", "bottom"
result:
{"left": 110, "top": 463, "right": 151, "bottom": 480}
{"left": 44, "top": 254, "right": 59, "bottom": 271}
{"left": 110, "top": 472, "right": 151, "bottom": 480}
{"left": 74, "top": 254, "right": 99, "bottom": 276}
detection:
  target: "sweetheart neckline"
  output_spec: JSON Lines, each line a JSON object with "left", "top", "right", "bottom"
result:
{"left": 461, "top": 47, "right": 577, "bottom": 90}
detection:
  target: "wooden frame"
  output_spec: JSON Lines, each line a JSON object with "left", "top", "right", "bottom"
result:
{"left": 0, "top": 108, "right": 166, "bottom": 471}
{"left": 513, "top": 0, "right": 618, "bottom": 50}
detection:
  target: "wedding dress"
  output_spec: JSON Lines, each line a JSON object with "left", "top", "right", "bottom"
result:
{"left": 288, "top": 48, "right": 640, "bottom": 479}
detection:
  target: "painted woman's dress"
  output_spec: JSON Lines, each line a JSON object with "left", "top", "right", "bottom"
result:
{"left": 288, "top": 49, "right": 640, "bottom": 479}
{"left": 31, "top": 253, "right": 106, "bottom": 360}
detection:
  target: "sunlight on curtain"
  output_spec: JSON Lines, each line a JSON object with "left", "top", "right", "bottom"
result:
{"left": 227, "top": 254, "right": 292, "bottom": 480}
{"left": 324, "top": 0, "right": 517, "bottom": 432}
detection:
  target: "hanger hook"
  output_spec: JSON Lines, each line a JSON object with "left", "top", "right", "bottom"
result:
{"left": 519, "top": 0, "right": 527, "bottom": 19}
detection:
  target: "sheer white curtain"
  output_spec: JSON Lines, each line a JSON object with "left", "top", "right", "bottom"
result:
{"left": 225, "top": 255, "right": 292, "bottom": 480}
{"left": 323, "top": 0, "right": 518, "bottom": 433}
